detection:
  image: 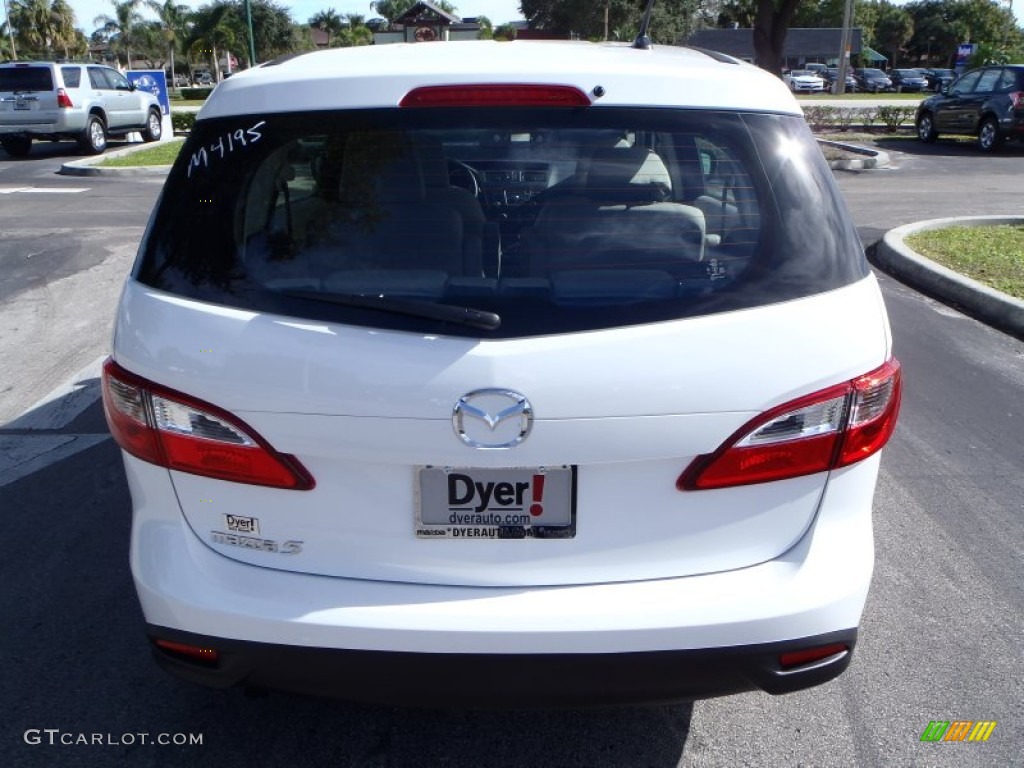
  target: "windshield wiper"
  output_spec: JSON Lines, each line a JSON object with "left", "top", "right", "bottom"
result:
{"left": 278, "top": 289, "right": 501, "bottom": 330}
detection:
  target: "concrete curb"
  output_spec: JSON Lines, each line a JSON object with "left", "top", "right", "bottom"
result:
{"left": 873, "top": 216, "right": 1024, "bottom": 340}
{"left": 819, "top": 139, "right": 890, "bottom": 170}
{"left": 58, "top": 139, "right": 181, "bottom": 177}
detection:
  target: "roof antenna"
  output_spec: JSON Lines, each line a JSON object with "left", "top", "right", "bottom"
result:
{"left": 632, "top": 0, "right": 656, "bottom": 49}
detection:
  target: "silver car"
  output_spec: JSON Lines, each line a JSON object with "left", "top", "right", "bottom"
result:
{"left": 0, "top": 61, "right": 162, "bottom": 157}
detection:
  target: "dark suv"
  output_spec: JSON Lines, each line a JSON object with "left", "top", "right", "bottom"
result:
{"left": 0, "top": 61, "right": 162, "bottom": 157}
{"left": 916, "top": 65, "right": 1024, "bottom": 151}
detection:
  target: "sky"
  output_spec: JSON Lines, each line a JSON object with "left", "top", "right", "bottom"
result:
{"left": 63, "top": 0, "right": 527, "bottom": 35}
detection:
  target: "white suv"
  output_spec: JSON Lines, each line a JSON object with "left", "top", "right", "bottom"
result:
{"left": 103, "top": 39, "right": 901, "bottom": 706}
{"left": 0, "top": 61, "right": 162, "bottom": 156}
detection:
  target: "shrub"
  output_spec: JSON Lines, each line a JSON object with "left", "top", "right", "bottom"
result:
{"left": 180, "top": 87, "right": 214, "bottom": 100}
{"left": 171, "top": 111, "right": 197, "bottom": 133}
{"left": 877, "top": 106, "right": 916, "bottom": 132}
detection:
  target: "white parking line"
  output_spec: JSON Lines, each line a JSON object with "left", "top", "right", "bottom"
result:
{"left": 0, "top": 434, "right": 109, "bottom": 488}
{"left": 0, "top": 356, "right": 111, "bottom": 487}
{"left": 6, "top": 356, "right": 106, "bottom": 431}
{"left": 0, "top": 186, "right": 91, "bottom": 194}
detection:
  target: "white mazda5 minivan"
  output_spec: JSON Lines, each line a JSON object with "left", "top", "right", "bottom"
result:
{"left": 104, "top": 39, "right": 900, "bottom": 706}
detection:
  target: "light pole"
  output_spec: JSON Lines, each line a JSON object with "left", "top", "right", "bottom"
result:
{"left": 836, "top": 0, "right": 854, "bottom": 95}
{"left": 3, "top": 0, "right": 17, "bottom": 60}
{"left": 244, "top": 0, "right": 256, "bottom": 67}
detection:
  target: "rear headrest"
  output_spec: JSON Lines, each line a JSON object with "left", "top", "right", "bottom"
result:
{"left": 340, "top": 132, "right": 424, "bottom": 203}
{"left": 414, "top": 135, "right": 450, "bottom": 190}
{"left": 585, "top": 147, "right": 671, "bottom": 203}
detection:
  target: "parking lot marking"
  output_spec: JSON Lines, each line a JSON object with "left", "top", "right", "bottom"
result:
{"left": 5, "top": 356, "right": 106, "bottom": 431}
{"left": 18, "top": 187, "right": 91, "bottom": 194}
{"left": 0, "top": 434, "right": 109, "bottom": 488}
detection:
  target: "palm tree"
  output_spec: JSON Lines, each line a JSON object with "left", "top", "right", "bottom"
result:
{"left": 147, "top": 1, "right": 190, "bottom": 86}
{"left": 367, "top": 0, "right": 413, "bottom": 26}
{"left": 310, "top": 7, "right": 344, "bottom": 47}
{"left": 187, "top": 4, "right": 235, "bottom": 83}
{"left": 49, "top": 0, "right": 78, "bottom": 58}
{"left": 8, "top": 0, "right": 76, "bottom": 57}
{"left": 94, "top": 0, "right": 144, "bottom": 70}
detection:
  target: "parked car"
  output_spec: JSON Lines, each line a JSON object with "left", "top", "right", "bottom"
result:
{"left": 888, "top": 68, "right": 929, "bottom": 92}
{"left": 0, "top": 61, "right": 162, "bottom": 157}
{"left": 824, "top": 67, "right": 858, "bottom": 92}
{"left": 916, "top": 64, "right": 1024, "bottom": 151}
{"left": 854, "top": 68, "right": 893, "bottom": 93}
{"left": 783, "top": 69, "right": 826, "bottom": 93}
{"left": 103, "top": 39, "right": 901, "bottom": 707}
{"left": 921, "top": 68, "right": 955, "bottom": 92}
{"left": 171, "top": 74, "right": 191, "bottom": 88}
{"left": 193, "top": 71, "right": 214, "bottom": 86}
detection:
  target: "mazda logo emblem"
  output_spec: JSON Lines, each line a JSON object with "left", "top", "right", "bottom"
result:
{"left": 453, "top": 389, "right": 532, "bottom": 449}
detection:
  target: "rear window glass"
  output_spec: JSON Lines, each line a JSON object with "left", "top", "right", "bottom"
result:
{"left": 137, "top": 107, "right": 866, "bottom": 339}
{"left": 0, "top": 67, "right": 54, "bottom": 92}
{"left": 61, "top": 66, "right": 81, "bottom": 88}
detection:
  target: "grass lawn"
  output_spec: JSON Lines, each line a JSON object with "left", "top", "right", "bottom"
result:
{"left": 905, "top": 226, "right": 1024, "bottom": 299}
{"left": 97, "top": 139, "right": 185, "bottom": 167}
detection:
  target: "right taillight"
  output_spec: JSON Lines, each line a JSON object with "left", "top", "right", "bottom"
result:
{"left": 102, "top": 358, "right": 314, "bottom": 490}
{"left": 56, "top": 88, "right": 73, "bottom": 108}
{"left": 678, "top": 359, "right": 901, "bottom": 490}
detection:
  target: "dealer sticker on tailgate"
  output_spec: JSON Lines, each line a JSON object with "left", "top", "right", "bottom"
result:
{"left": 417, "top": 466, "right": 576, "bottom": 539}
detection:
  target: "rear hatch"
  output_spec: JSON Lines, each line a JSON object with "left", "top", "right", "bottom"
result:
{"left": 0, "top": 65, "right": 59, "bottom": 126}
{"left": 108, "top": 99, "right": 892, "bottom": 588}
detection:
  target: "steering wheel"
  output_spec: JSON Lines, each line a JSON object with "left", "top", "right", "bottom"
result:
{"left": 447, "top": 159, "right": 480, "bottom": 199}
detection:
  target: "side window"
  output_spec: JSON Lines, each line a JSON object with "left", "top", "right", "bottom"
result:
{"left": 996, "top": 69, "right": 1017, "bottom": 91}
{"left": 976, "top": 69, "right": 1001, "bottom": 93}
{"left": 950, "top": 71, "right": 981, "bottom": 95}
{"left": 88, "top": 67, "right": 112, "bottom": 90}
{"left": 61, "top": 66, "right": 81, "bottom": 89}
{"left": 105, "top": 69, "right": 133, "bottom": 91}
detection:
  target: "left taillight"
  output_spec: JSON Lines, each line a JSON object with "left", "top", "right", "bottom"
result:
{"left": 102, "top": 358, "right": 314, "bottom": 490}
{"left": 679, "top": 359, "right": 901, "bottom": 490}
{"left": 56, "top": 88, "right": 73, "bottom": 108}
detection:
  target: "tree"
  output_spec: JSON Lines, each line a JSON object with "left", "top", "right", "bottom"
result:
{"left": 8, "top": 0, "right": 78, "bottom": 57}
{"left": 368, "top": 0, "right": 415, "bottom": 24}
{"left": 188, "top": 3, "right": 235, "bottom": 79}
{"left": 752, "top": 0, "right": 802, "bottom": 76}
{"left": 49, "top": 0, "right": 78, "bottom": 57}
{"left": 147, "top": 1, "right": 190, "bottom": 86}
{"left": 872, "top": 2, "right": 913, "bottom": 67}
{"left": 336, "top": 14, "right": 373, "bottom": 46}
{"left": 474, "top": 13, "right": 492, "bottom": 39}
{"left": 94, "top": 0, "right": 145, "bottom": 69}
{"left": 310, "top": 7, "right": 344, "bottom": 45}
{"left": 493, "top": 22, "right": 517, "bottom": 40}
{"left": 902, "top": 0, "right": 1023, "bottom": 68}
{"left": 520, "top": 0, "right": 703, "bottom": 43}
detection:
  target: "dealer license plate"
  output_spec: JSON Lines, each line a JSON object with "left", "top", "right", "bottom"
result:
{"left": 14, "top": 98, "right": 30, "bottom": 110}
{"left": 416, "top": 466, "right": 576, "bottom": 540}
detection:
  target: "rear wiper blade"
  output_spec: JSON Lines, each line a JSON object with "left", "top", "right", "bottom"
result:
{"left": 278, "top": 289, "right": 501, "bottom": 330}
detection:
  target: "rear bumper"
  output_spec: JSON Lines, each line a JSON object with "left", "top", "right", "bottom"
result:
{"left": 126, "top": 453, "right": 880, "bottom": 703}
{"left": 147, "top": 624, "right": 857, "bottom": 707}
{"left": 0, "top": 115, "right": 86, "bottom": 136}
